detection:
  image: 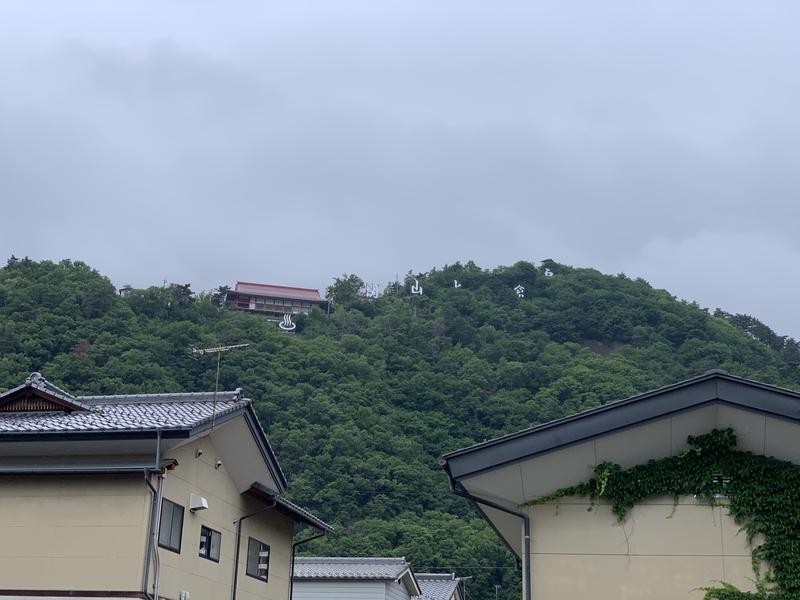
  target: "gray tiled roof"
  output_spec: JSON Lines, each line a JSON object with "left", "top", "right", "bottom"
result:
{"left": 0, "top": 373, "right": 248, "bottom": 433}
{"left": 275, "top": 496, "right": 334, "bottom": 533}
{"left": 249, "top": 483, "right": 335, "bottom": 533}
{"left": 0, "top": 372, "right": 92, "bottom": 411}
{"left": 293, "top": 557, "right": 411, "bottom": 580}
{"left": 414, "top": 574, "right": 462, "bottom": 600}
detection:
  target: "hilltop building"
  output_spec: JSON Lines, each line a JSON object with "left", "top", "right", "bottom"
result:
{"left": 225, "top": 281, "right": 327, "bottom": 317}
{"left": 0, "top": 372, "right": 332, "bottom": 600}
{"left": 442, "top": 371, "right": 800, "bottom": 600}
{"left": 293, "top": 557, "right": 421, "bottom": 600}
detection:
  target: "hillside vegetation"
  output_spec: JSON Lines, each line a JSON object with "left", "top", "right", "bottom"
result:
{"left": 1, "top": 257, "right": 798, "bottom": 599}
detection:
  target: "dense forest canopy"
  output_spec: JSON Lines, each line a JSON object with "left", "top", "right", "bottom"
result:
{"left": 1, "top": 257, "right": 799, "bottom": 600}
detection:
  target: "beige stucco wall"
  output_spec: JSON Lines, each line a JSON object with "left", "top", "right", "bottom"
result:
{"left": 155, "top": 436, "right": 294, "bottom": 600}
{"left": 0, "top": 430, "right": 295, "bottom": 600}
{"left": 0, "top": 473, "right": 151, "bottom": 591}
{"left": 526, "top": 495, "right": 760, "bottom": 600}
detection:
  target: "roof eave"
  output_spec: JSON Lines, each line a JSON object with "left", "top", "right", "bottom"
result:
{"left": 187, "top": 404, "right": 287, "bottom": 493}
{"left": 398, "top": 567, "right": 422, "bottom": 596}
{"left": 442, "top": 371, "right": 800, "bottom": 482}
{"left": 0, "top": 428, "right": 192, "bottom": 443}
{"left": 0, "top": 458, "right": 177, "bottom": 475}
{"left": 248, "top": 482, "right": 334, "bottom": 533}
{"left": 243, "top": 406, "right": 288, "bottom": 492}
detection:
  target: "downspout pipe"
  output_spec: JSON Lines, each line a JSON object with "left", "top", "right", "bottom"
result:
{"left": 143, "top": 477, "right": 158, "bottom": 599}
{"left": 288, "top": 529, "right": 326, "bottom": 600}
{"left": 231, "top": 499, "right": 278, "bottom": 600}
{"left": 452, "top": 483, "right": 532, "bottom": 600}
{"left": 143, "top": 429, "right": 162, "bottom": 600}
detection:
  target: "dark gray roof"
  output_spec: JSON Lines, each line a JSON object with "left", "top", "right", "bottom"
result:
{"left": 0, "top": 372, "right": 92, "bottom": 411}
{"left": 0, "top": 383, "right": 247, "bottom": 434}
{"left": 293, "top": 557, "right": 411, "bottom": 580}
{"left": 276, "top": 496, "right": 334, "bottom": 534}
{"left": 442, "top": 370, "right": 800, "bottom": 481}
{"left": 248, "top": 482, "right": 334, "bottom": 533}
{"left": 414, "top": 574, "right": 462, "bottom": 600}
{"left": 0, "top": 373, "right": 288, "bottom": 491}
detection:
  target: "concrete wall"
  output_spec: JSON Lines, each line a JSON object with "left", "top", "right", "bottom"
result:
{"left": 0, "top": 474, "right": 151, "bottom": 591}
{"left": 155, "top": 436, "right": 294, "bottom": 600}
{"left": 526, "top": 495, "right": 760, "bottom": 600}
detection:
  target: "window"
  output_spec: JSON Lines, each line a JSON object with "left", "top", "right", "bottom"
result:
{"left": 199, "top": 526, "right": 221, "bottom": 562}
{"left": 246, "top": 537, "right": 270, "bottom": 582}
{"left": 158, "top": 499, "right": 184, "bottom": 553}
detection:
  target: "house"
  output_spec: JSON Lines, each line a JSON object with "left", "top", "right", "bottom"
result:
{"left": 413, "top": 573, "right": 465, "bottom": 600}
{"left": 0, "top": 372, "right": 332, "bottom": 600}
{"left": 292, "top": 557, "right": 422, "bottom": 600}
{"left": 441, "top": 370, "right": 800, "bottom": 600}
{"left": 225, "top": 282, "right": 327, "bottom": 317}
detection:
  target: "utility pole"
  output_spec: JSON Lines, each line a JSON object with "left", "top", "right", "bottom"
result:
{"left": 191, "top": 344, "right": 250, "bottom": 428}
{"left": 495, "top": 584, "right": 502, "bottom": 600}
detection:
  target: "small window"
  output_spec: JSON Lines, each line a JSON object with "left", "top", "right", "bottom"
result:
{"left": 246, "top": 537, "right": 270, "bottom": 582}
{"left": 158, "top": 499, "right": 184, "bottom": 554}
{"left": 199, "top": 526, "right": 221, "bottom": 562}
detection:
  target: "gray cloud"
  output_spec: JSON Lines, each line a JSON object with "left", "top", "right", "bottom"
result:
{"left": 1, "top": 0, "right": 798, "bottom": 336}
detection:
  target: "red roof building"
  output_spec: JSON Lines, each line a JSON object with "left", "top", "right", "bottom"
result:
{"left": 226, "top": 281, "right": 327, "bottom": 317}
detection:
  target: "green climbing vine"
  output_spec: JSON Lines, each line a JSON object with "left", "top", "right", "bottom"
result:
{"left": 521, "top": 429, "right": 800, "bottom": 599}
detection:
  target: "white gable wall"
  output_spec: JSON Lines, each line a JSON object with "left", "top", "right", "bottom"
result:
{"left": 156, "top": 436, "right": 294, "bottom": 600}
{"left": 460, "top": 403, "right": 792, "bottom": 600}
{"left": 385, "top": 579, "right": 414, "bottom": 600}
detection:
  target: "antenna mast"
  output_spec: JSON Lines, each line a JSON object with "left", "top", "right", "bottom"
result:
{"left": 191, "top": 343, "right": 250, "bottom": 428}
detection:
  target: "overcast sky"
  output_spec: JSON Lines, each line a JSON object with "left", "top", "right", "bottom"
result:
{"left": 1, "top": 1, "right": 799, "bottom": 337}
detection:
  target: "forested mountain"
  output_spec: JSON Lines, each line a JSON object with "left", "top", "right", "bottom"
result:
{"left": 1, "top": 257, "right": 798, "bottom": 600}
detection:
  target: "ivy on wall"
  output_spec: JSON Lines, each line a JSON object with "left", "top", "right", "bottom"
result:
{"left": 521, "top": 429, "right": 800, "bottom": 599}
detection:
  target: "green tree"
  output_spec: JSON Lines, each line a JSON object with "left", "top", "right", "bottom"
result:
{"left": 2, "top": 257, "right": 799, "bottom": 600}
{"left": 326, "top": 274, "right": 364, "bottom": 308}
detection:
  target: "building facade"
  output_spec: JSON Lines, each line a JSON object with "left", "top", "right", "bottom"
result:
{"left": 225, "top": 282, "right": 327, "bottom": 318}
{"left": 0, "top": 373, "right": 332, "bottom": 600}
{"left": 442, "top": 371, "right": 800, "bottom": 600}
{"left": 293, "top": 557, "right": 421, "bottom": 600}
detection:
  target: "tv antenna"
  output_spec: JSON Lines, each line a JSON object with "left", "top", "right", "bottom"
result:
{"left": 191, "top": 343, "right": 250, "bottom": 428}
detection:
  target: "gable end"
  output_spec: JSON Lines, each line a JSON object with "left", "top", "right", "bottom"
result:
{"left": 0, "top": 388, "right": 88, "bottom": 413}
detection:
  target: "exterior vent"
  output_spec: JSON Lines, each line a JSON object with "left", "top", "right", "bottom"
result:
{"left": 0, "top": 394, "right": 72, "bottom": 413}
